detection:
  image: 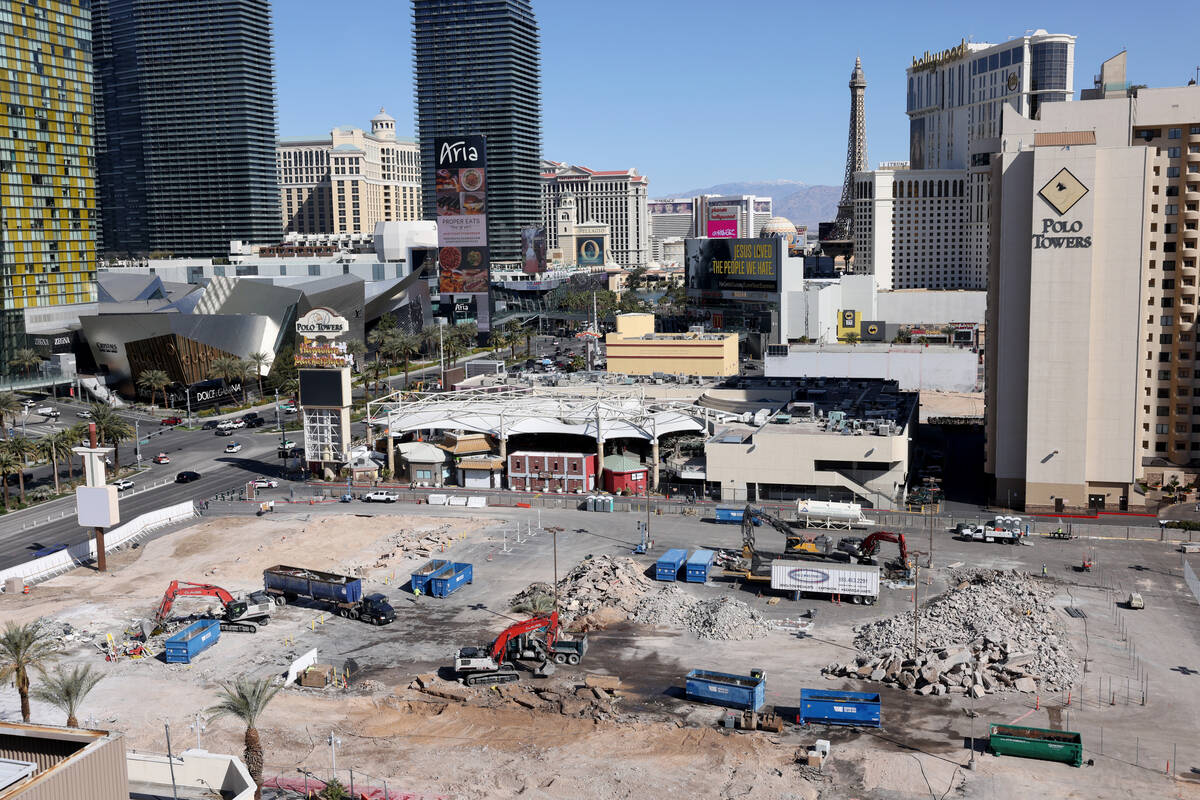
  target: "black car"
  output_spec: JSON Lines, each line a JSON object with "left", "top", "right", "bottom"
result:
{"left": 242, "top": 412, "right": 260, "bottom": 422}
{"left": 201, "top": 420, "right": 219, "bottom": 430}
{"left": 245, "top": 417, "right": 266, "bottom": 428}
{"left": 175, "top": 471, "right": 201, "bottom": 483}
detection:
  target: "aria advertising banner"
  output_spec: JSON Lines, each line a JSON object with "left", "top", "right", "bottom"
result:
{"left": 521, "top": 226, "right": 547, "bottom": 275}
{"left": 685, "top": 237, "right": 781, "bottom": 294}
{"left": 435, "top": 134, "right": 491, "bottom": 330}
{"left": 576, "top": 236, "right": 605, "bottom": 267}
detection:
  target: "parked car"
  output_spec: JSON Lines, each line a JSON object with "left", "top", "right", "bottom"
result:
{"left": 251, "top": 477, "right": 279, "bottom": 489}
{"left": 201, "top": 420, "right": 219, "bottom": 430}
{"left": 152, "top": 453, "right": 170, "bottom": 464}
{"left": 76, "top": 409, "right": 92, "bottom": 419}
{"left": 362, "top": 491, "right": 399, "bottom": 503}
{"left": 175, "top": 471, "right": 201, "bottom": 483}
{"left": 242, "top": 412, "right": 260, "bottom": 422}
{"left": 35, "top": 406, "right": 59, "bottom": 417}
{"left": 224, "top": 442, "right": 243, "bottom": 454}
{"left": 112, "top": 478, "right": 134, "bottom": 491}
{"left": 162, "top": 416, "right": 183, "bottom": 426}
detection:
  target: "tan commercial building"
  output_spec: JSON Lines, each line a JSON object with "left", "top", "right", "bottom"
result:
{"left": 605, "top": 313, "right": 738, "bottom": 377}
{"left": 277, "top": 109, "right": 421, "bottom": 235}
{"left": 986, "top": 82, "right": 1200, "bottom": 512}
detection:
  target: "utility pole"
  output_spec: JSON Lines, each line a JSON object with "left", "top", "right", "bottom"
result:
{"left": 912, "top": 564, "right": 920, "bottom": 653}
{"left": 164, "top": 722, "right": 179, "bottom": 800}
{"left": 438, "top": 326, "right": 445, "bottom": 390}
{"left": 185, "top": 388, "right": 192, "bottom": 428}
{"left": 134, "top": 420, "right": 141, "bottom": 468}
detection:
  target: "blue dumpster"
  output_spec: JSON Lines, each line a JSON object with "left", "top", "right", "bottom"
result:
{"left": 685, "top": 549, "right": 715, "bottom": 583}
{"left": 410, "top": 559, "right": 453, "bottom": 593}
{"left": 685, "top": 668, "right": 765, "bottom": 711}
{"left": 655, "top": 548, "right": 687, "bottom": 581}
{"left": 714, "top": 507, "right": 744, "bottom": 524}
{"left": 163, "top": 619, "right": 220, "bottom": 664}
{"left": 428, "top": 562, "right": 473, "bottom": 598}
{"left": 797, "top": 688, "right": 882, "bottom": 727}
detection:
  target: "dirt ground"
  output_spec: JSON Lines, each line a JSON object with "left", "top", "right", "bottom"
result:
{"left": 3, "top": 507, "right": 1200, "bottom": 799}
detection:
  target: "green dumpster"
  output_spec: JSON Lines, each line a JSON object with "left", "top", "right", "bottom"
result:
{"left": 988, "top": 724, "right": 1083, "bottom": 767}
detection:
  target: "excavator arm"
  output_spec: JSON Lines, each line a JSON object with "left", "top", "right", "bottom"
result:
{"left": 488, "top": 612, "right": 560, "bottom": 663}
{"left": 855, "top": 531, "right": 909, "bottom": 566}
{"left": 742, "top": 504, "right": 832, "bottom": 561}
{"left": 154, "top": 580, "right": 238, "bottom": 623}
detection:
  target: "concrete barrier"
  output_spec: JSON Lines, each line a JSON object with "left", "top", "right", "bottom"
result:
{"left": 0, "top": 500, "right": 196, "bottom": 590}
{"left": 127, "top": 749, "right": 254, "bottom": 800}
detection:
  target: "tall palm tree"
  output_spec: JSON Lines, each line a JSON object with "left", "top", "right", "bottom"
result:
{"left": 208, "top": 356, "right": 244, "bottom": 405}
{"left": 0, "top": 621, "right": 61, "bottom": 723}
{"left": 247, "top": 352, "right": 271, "bottom": 401}
{"left": 0, "top": 450, "right": 16, "bottom": 511}
{"left": 207, "top": 677, "right": 281, "bottom": 800}
{"left": 88, "top": 406, "right": 132, "bottom": 471}
{"left": 39, "top": 431, "right": 72, "bottom": 495}
{"left": 10, "top": 348, "right": 42, "bottom": 378}
{"left": 3, "top": 436, "right": 35, "bottom": 505}
{"left": 367, "top": 326, "right": 394, "bottom": 369}
{"left": 418, "top": 325, "right": 440, "bottom": 360}
{"left": 386, "top": 332, "right": 420, "bottom": 389}
{"left": 32, "top": 663, "right": 103, "bottom": 727}
{"left": 135, "top": 369, "right": 172, "bottom": 410}
{"left": 0, "top": 393, "right": 21, "bottom": 440}
{"left": 363, "top": 360, "right": 387, "bottom": 404}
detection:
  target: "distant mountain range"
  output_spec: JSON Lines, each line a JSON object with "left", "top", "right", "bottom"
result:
{"left": 660, "top": 180, "right": 841, "bottom": 232}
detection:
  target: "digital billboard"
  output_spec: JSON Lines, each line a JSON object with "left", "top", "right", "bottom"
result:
{"left": 706, "top": 202, "right": 740, "bottom": 239}
{"left": 649, "top": 201, "right": 693, "bottom": 215}
{"left": 435, "top": 135, "right": 490, "bottom": 330}
{"left": 521, "top": 226, "right": 547, "bottom": 275}
{"left": 685, "top": 238, "right": 781, "bottom": 294}
{"left": 753, "top": 200, "right": 772, "bottom": 213}
{"left": 577, "top": 236, "right": 605, "bottom": 266}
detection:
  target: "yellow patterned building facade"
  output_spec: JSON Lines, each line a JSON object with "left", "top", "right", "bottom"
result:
{"left": 0, "top": 0, "right": 97, "bottom": 365}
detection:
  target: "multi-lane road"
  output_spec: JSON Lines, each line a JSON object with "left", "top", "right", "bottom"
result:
{"left": 0, "top": 397, "right": 295, "bottom": 568}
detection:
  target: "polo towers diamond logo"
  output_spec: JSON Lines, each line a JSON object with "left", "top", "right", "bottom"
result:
{"left": 1038, "top": 168, "right": 1089, "bottom": 216}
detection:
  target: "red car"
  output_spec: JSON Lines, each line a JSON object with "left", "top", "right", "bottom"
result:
{"left": 152, "top": 452, "right": 170, "bottom": 464}
{"left": 162, "top": 416, "right": 183, "bottom": 426}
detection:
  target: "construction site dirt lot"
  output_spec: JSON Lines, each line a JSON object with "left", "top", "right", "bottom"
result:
{"left": 3, "top": 503, "right": 1200, "bottom": 799}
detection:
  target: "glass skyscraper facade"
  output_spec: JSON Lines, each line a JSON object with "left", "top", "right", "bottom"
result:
{"left": 0, "top": 0, "right": 99, "bottom": 366}
{"left": 92, "top": 0, "right": 280, "bottom": 258}
{"left": 413, "top": 0, "right": 542, "bottom": 264}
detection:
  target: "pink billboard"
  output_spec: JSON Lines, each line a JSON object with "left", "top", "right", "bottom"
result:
{"left": 706, "top": 219, "right": 738, "bottom": 238}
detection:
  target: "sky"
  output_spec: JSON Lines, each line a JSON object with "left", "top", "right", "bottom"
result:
{"left": 274, "top": 0, "right": 1194, "bottom": 195}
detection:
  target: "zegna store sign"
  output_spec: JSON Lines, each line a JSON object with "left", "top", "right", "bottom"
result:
{"left": 1033, "top": 167, "right": 1092, "bottom": 249}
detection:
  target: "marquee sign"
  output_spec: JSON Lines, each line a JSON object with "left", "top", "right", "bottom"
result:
{"left": 296, "top": 307, "right": 349, "bottom": 339}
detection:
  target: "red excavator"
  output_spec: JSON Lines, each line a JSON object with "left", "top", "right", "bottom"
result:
{"left": 837, "top": 531, "right": 913, "bottom": 579}
{"left": 454, "top": 611, "right": 589, "bottom": 686}
{"left": 153, "top": 580, "right": 275, "bottom": 633}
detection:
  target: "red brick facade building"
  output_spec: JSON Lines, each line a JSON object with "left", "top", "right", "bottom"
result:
{"left": 507, "top": 451, "right": 597, "bottom": 492}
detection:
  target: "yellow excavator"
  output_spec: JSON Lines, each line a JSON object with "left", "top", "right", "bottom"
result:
{"left": 740, "top": 504, "right": 833, "bottom": 561}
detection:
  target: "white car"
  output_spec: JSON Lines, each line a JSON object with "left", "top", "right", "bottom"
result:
{"left": 251, "top": 477, "right": 279, "bottom": 489}
{"left": 76, "top": 410, "right": 92, "bottom": 419}
{"left": 224, "top": 442, "right": 243, "bottom": 454}
{"left": 35, "top": 406, "right": 59, "bottom": 417}
{"left": 229, "top": 419, "right": 246, "bottom": 429}
{"left": 217, "top": 420, "right": 237, "bottom": 430}
{"left": 112, "top": 478, "right": 134, "bottom": 491}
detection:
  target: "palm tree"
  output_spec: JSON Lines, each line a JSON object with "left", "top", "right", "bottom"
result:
{"left": 247, "top": 352, "right": 271, "bottom": 401}
{"left": 502, "top": 320, "right": 523, "bottom": 360}
{"left": 3, "top": 436, "right": 35, "bottom": 504}
{"left": 0, "top": 621, "right": 61, "bottom": 722}
{"left": 0, "top": 393, "right": 21, "bottom": 439}
{"left": 32, "top": 663, "right": 102, "bottom": 727}
{"left": 208, "top": 355, "right": 243, "bottom": 402}
{"left": 0, "top": 450, "right": 16, "bottom": 510}
{"left": 89, "top": 406, "right": 132, "bottom": 471}
{"left": 343, "top": 341, "right": 366, "bottom": 374}
{"left": 135, "top": 369, "right": 172, "bottom": 410}
{"left": 367, "top": 326, "right": 395, "bottom": 369}
{"left": 207, "top": 677, "right": 281, "bottom": 800}
{"left": 418, "top": 325, "right": 440, "bottom": 360}
{"left": 39, "top": 431, "right": 72, "bottom": 494}
{"left": 237, "top": 360, "right": 255, "bottom": 405}
{"left": 387, "top": 332, "right": 420, "bottom": 389}
{"left": 65, "top": 423, "right": 88, "bottom": 480}
{"left": 10, "top": 348, "right": 42, "bottom": 378}
{"left": 363, "top": 360, "right": 387, "bottom": 404}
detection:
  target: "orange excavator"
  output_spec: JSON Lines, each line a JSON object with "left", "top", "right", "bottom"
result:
{"left": 454, "top": 611, "right": 589, "bottom": 686}
{"left": 153, "top": 580, "right": 275, "bottom": 633}
{"left": 838, "top": 531, "right": 914, "bottom": 579}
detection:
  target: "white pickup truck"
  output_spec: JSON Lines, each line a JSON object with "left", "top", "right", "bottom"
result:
{"left": 361, "top": 491, "right": 399, "bottom": 503}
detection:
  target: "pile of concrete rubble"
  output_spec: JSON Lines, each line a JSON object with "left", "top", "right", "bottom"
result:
{"left": 510, "top": 554, "right": 767, "bottom": 640}
{"left": 377, "top": 524, "right": 458, "bottom": 563}
{"left": 823, "top": 569, "right": 1079, "bottom": 695}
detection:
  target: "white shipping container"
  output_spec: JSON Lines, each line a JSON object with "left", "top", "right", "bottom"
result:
{"left": 796, "top": 499, "right": 873, "bottom": 526}
{"left": 770, "top": 560, "right": 880, "bottom": 598}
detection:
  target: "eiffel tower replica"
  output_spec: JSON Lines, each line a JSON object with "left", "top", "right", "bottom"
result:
{"left": 819, "top": 57, "right": 867, "bottom": 261}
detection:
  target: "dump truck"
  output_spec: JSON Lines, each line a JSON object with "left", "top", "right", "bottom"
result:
{"left": 263, "top": 565, "right": 395, "bottom": 625}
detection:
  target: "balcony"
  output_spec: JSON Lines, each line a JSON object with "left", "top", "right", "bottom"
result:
{"left": 1184, "top": 240, "right": 1200, "bottom": 258}
{"left": 1186, "top": 206, "right": 1200, "bottom": 222}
